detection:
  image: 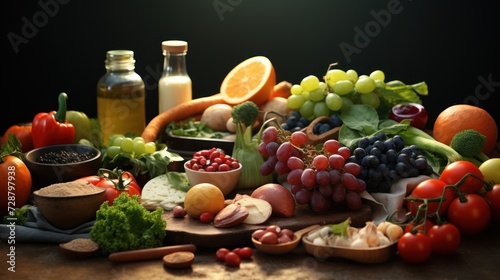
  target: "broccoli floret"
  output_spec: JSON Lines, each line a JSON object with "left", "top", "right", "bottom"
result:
{"left": 232, "top": 101, "right": 259, "bottom": 127}
{"left": 90, "top": 193, "right": 166, "bottom": 255}
{"left": 450, "top": 129, "right": 489, "bottom": 164}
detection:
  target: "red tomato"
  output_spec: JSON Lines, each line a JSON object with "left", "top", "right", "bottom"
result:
{"left": 77, "top": 170, "right": 141, "bottom": 206}
{"left": 440, "top": 161, "right": 485, "bottom": 194}
{"left": 484, "top": 184, "right": 500, "bottom": 223}
{"left": 1, "top": 155, "right": 32, "bottom": 216}
{"left": 408, "top": 179, "right": 454, "bottom": 218}
{"left": 427, "top": 223, "right": 461, "bottom": 255}
{"left": 404, "top": 219, "right": 435, "bottom": 234}
{"left": 1, "top": 123, "right": 34, "bottom": 153}
{"left": 215, "top": 248, "right": 230, "bottom": 262}
{"left": 224, "top": 252, "right": 241, "bottom": 267}
{"left": 397, "top": 232, "right": 432, "bottom": 264}
{"left": 237, "top": 247, "right": 253, "bottom": 259}
{"left": 447, "top": 194, "right": 491, "bottom": 236}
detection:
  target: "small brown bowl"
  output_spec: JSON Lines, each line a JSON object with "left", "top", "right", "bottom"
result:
{"left": 24, "top": 144, "right": 102, "bottom": 189}
{"left": 33, "top": 182, "right": 106, "bottom": 230}
{"left": 302, "top": 237, "right": 398, "bottom": 264}
{"left": 252, "top": 225, "right": 321, "bottom": 255}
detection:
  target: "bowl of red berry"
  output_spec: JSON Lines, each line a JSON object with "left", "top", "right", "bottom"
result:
{"left": 183, "top": 148, "right": 242, "bottom": 196}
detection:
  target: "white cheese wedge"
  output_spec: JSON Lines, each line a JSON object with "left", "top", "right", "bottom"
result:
{"left": 141, "top": 174, "right": 188, "bottom": 211}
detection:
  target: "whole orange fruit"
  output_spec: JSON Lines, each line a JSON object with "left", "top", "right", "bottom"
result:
{"left": 183, "top": 183, "right": 225, "bottom": 219}
{"left": 433, "top": 104, "right": 498, "bottom": 154}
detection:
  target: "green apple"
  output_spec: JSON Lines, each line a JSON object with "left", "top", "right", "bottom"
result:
{"left": 479, "top": 158, "right": 500, "bottom": 185}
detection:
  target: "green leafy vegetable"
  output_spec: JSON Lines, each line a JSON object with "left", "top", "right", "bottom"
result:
{"left": 2, "top": 204, "right": 31, "bottom": 225}
{"left": 167, "top": 118, "right": 231, "bottom": 139}
{"left": 90, "top": 193, "right": 166, "bottom": 255}
{"left": 339, "top": 104, "right": 461, "bottom": 173}
{"left": 102, "top": 147, "right": 184, "bottom": 180}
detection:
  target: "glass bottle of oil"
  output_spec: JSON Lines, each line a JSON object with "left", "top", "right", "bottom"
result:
{"left": 97, "top": 50, "right": 146, "bottom": 144}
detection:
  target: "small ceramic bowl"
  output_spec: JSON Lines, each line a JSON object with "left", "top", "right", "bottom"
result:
{"left": 184, "top": 161, "right": 242, "bottom": 196}
{"left": 33, "top": 182, "right": 106, "bottom": 229}
{"left": 302, "top": 237, "right": 398, "bottom": 264}
{"left": 24, "top": 144, "right": 102, "bottom": 188}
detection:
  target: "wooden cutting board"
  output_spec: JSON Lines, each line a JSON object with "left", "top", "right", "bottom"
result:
{"left": 163, "top": 204, "right": 372, "bottom": 248}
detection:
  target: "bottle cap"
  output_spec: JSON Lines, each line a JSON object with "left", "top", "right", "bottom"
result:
{"left": 105, "top": 50, "right": 135, "bottom": 70}
{"left": 162, "top": 40, "right": 188, "bottom": 53}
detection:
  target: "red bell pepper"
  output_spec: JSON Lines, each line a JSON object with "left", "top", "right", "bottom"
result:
{"left": 32, "top": 92, "right": 75, "bottom": 148}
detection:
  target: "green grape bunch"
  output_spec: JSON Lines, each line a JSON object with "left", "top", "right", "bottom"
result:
{"left": 106, "top": 134, "right": 157, "bottom": 159}
{"left": 286, "top": 66, "right": 428, "bottom": 121}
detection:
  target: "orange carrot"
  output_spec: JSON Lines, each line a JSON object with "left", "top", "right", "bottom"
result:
{"left": 141, "top": 94, "right": 227, "bottom": 142}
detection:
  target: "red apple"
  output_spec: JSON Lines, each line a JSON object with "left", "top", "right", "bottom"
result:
{"left": 251, "top": 183, "right": 296, "bottom": 218}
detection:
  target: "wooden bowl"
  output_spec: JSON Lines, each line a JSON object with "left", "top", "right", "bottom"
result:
{"left": 301, "top": 116, "right": 340, "bottom": 146}
{"left": 252, "top": 225, "right": 320, "bottom": 255}
{"left": 24, "top": 144, "right": 102, "bottom": 189}
{"left": 33, "top": 183, "right": 106, "bottom": 230}
{"left": 302, "top": 237, "right": 398, "bottom": 264}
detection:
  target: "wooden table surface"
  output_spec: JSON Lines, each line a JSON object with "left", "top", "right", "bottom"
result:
{"left": 1, "top": 222, "right": 499, "bottom": 280}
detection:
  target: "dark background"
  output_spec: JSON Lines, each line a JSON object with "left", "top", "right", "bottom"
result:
{"left": 3, "top": 0, "right": 499, "bottom": 136}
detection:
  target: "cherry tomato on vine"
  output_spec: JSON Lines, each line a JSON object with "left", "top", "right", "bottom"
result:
{"left": 484, "top": 184, "right": 500, "bottom": 223}
{"left": 440, "top": 161, "right": 485, "bottom": 194}
{"left": 427, "top": 223, "right": 461, "bottom": 255}
{"left": 447, "top": 193, "right": 491, "bottom": 236}
{"left": 397, "top": 232, "right": 432, "bottom": 264}
{"left": 408, "top": 179, "right": 454, "bottom": 218}
{"left": 404, "top": 219, "right": 435, "bottom": 234}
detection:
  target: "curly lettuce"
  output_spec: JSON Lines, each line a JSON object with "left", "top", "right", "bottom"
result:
{"left": 90, "top": 193, "right": 166, "bottom": 254}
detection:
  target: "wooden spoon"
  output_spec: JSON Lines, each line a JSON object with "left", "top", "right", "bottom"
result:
{"left": 252, "top": 224, "right": 321, "bottom": 255}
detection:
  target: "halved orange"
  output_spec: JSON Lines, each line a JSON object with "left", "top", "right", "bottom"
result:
{"left": 220, "top": 56, "right": 276, "bottom": 106}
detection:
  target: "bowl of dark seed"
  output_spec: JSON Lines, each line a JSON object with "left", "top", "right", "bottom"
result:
{"left": 24, "top": 144, "right": 102, "bottom": 188}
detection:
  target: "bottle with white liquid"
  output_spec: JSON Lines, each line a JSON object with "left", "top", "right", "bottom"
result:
{"left": 158, "top": 40, "right": 192, "bottom": 113}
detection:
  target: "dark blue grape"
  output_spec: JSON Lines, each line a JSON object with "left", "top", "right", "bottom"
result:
{"left": 400, "top": 147, "right": 412, "bottom": 156}
{"left": 367, "top": 155, "right": 379, "bottom": 168}
{"left": 409, "top": 145, "right": 420, "bottom": 155}
{"left": 373, "top": 140, "right": 385, "bottom": 152}
{"left": 384, "top": 139, "right": 395, "bottom": 151}
{"left": 353, "top": 147, "right": 366, "bottom": 160}
{"left": 358, "top": 137, "right": 370, "bottom": 149}
{"left": 318, "top": 123, "right": 331, "bottom": 134}
{"left": 329, "top": 114, "right": 343, "bottom": 127}
{"left": 286, "top": 116, "right": 298, "bottom": 128}
{"left": 393, "top": 135, "right": 405, "bottom": 150}
{"left": 386, "top": 149, "right": 398, "bottom": 163}
{"left": 414, "top": 157, "right": 428, "bottom": 170}
{"left": 291, "top": 110, "right": 301, "bottom": 119}
{"left": 395, "top": 162, "right": 411, "bottom": 177}
{"left": 397, "top": 153, "right": 410, "bottom": 163}
{"left": 360, "top": 156, "right": 369, "bottom": 167}
{"left": 299, "top": 116, "right": 310, "bottom": 125}
{"left": 369, "top": 147, "right": 382, "bottom": 157}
